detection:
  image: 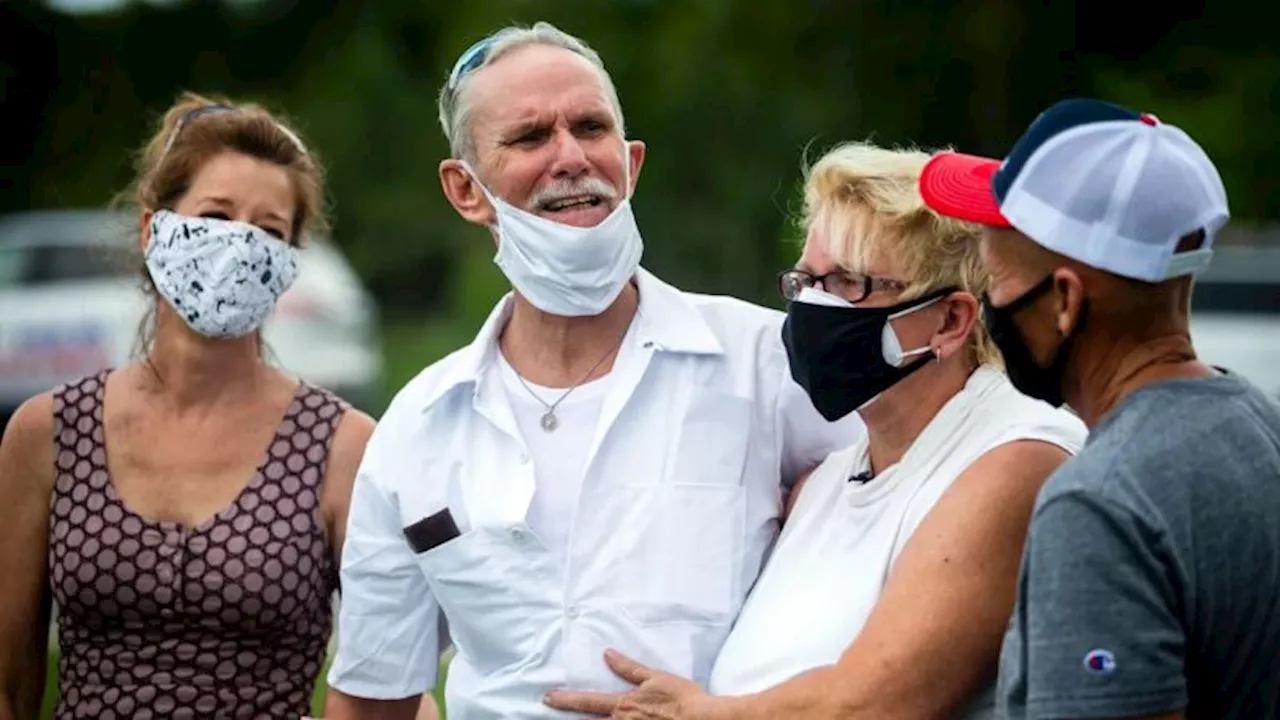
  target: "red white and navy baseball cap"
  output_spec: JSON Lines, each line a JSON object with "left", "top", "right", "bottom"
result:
{"left": 920, "top": 98, "right": 1230, "bottom": 283}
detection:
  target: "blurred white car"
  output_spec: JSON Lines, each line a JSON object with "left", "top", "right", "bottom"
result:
{"left": 1188, "top": 242, "right": 1280, "bottom": 399}
{"left": 0, "top": 208, "right": 384, "bottom": 432}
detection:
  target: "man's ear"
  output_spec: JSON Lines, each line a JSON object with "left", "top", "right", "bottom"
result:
{"left": 1051, "top": 266, "right": 1087, "bottom": 336}
{"left": 625, "top": 139, "right": 646, "bottom": 196}
{"left": 439, "top": 159, "right": 495, "bottom": 226}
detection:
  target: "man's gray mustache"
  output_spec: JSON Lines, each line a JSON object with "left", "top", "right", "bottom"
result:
{"left": 528, "top": 178, "right": 618, "bottom": 209}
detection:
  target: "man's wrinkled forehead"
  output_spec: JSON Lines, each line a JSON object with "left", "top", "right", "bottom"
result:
{"left": 466, "top": 44, "right": 616, "bottom": 127}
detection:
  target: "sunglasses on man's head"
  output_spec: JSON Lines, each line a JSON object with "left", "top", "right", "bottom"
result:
{"left": 446, "top": 38, "right": 494, "bottom": 94}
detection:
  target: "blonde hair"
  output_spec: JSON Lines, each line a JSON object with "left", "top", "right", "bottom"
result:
{"left": 801, "top": 141, "right": 1001, "bottom": 368}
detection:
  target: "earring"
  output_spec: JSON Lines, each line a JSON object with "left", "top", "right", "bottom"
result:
{"left": 934, "top": 347, "right": 942, "bottom": 363}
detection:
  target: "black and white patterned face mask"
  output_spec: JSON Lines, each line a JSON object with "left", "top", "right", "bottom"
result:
{"left": 145, "top": 209, "right": 300, "bottom": 339}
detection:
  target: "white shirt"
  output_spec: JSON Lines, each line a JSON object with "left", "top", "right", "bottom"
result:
{"left": 328, "top": 269, "right": 862, "bottom": 719}
{"left": 496, "top": 347, "right": 613, "bottom": 565}
{"left": 707, "top": 367, "right": 1087, "bottom": 717}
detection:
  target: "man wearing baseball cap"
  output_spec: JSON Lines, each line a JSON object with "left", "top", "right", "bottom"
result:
{"left": 920, "top": 98, "right": 1280, "bottom": 719}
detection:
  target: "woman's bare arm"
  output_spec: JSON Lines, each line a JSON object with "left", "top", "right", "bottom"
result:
{"left": 321, "top": 407, "right": 376, "bottom": 570}
{"left": 709, "top": 439, "right": 1070, "bottom": 720}
{"left": 0, "top": 394, "right": 56, "bottom": 720}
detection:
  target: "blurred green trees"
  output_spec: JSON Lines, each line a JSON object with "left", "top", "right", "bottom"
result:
{"left": 4, "top": 0, "right": 1278, "bottom": 326}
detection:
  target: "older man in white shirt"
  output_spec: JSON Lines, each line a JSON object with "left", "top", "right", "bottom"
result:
{"left": 323, "top": 21, "right": 859, "bottom": 720}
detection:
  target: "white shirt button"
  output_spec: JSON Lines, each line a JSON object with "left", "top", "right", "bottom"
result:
{"left": 510, "top": 527, "right": 526, "bottom": 541}
{"left": 519, "top": 453, "right": 530, "bottom": 464}
{"left": 566, "top": 605, "right": 580, "bottom": 618}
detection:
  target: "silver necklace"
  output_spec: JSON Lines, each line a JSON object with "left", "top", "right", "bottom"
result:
{"left": 512, "top": 337, "right": 622, "bottom": 432}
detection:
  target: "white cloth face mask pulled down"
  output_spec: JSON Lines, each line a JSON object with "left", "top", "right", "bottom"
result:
{"left": 461, "top": 144, "right": 643, "bottom": 317}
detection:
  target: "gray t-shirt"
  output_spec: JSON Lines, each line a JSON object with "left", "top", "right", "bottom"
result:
{"left": 998, "top": 372, "right": 1280, "bottom": 719}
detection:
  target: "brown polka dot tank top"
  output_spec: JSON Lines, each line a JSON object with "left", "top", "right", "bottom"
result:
{"left": 48, "top": 371, "right": 349, "bottom": 719}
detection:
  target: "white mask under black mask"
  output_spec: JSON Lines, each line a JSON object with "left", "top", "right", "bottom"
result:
{"left": 461, "top": 145, "right": 643, "bottom": 317}
{"left": 145, "top": 209, "right": 300, "bottom": 338}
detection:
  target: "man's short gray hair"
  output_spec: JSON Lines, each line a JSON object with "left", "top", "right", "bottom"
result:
{"left": 436, "top": 22, "right": 627, "bottom": 163}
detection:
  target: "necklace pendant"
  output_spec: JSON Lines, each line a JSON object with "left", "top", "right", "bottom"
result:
{"left": 540, "top": 411, "right": 558, "bottom": 432}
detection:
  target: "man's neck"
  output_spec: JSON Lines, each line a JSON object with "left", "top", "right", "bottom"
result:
{"left": 1068, "top": 332, "right": 1214, "bottom": 428}
{"left": 862, "top": 360, "right": 975, "bottom": 475}
{"left": 499, "top": 281, "right": 640, "bottom": 388}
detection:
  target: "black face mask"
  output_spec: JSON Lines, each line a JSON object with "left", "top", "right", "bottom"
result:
{"left": 982, "top": 275, "right": 1085, "bottom": 408}
{"left": 782, "top": 287, "right": 955, "bottom": 422}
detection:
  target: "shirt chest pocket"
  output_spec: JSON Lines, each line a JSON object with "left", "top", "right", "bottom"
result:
{"left": 621, "top": 391, "right": 753, "bottom": 626}
{"left": 666, "top": 388, "right": 756, "bottom": 485}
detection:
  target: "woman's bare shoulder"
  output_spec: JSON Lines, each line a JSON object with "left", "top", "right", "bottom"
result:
{"left": 0, "top": 391, "right": 57, "bottom": 495}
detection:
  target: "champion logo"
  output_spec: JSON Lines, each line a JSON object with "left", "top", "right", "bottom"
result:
{"left": 1083, "top": 649, "right": 1117, "bottom": 674}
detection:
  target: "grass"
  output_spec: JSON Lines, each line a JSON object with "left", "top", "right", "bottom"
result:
{"left": 36, "top": 316, "right": 473, "bottom": 719}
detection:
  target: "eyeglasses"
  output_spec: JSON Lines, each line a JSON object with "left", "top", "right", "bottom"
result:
{"left": 777, "top": 268, "right": 910, "bottom": 304}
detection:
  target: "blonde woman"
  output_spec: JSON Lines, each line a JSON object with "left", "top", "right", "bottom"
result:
{"left": 544, "top": 142, "right": 1088, "bottom": 720}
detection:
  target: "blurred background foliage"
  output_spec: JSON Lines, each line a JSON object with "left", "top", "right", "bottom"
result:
{"left": 6, "top": 2, "right": 1277, "bottom": 715}
{"left": 3, "top": 0, "right": 1277, "bottom": 400}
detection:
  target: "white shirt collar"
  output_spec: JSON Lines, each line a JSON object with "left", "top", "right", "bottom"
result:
{"left": 418, "top": 267, "right": 724, "bottom": 413}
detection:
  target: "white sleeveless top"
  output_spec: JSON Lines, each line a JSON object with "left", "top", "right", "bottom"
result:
{"left": 707, "top": 367, "right": 1087, "bottom": 717}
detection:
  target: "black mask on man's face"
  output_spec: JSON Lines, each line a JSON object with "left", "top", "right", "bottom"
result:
{"left": 981, "top": 275, "right": 1085, "bottom": 408}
